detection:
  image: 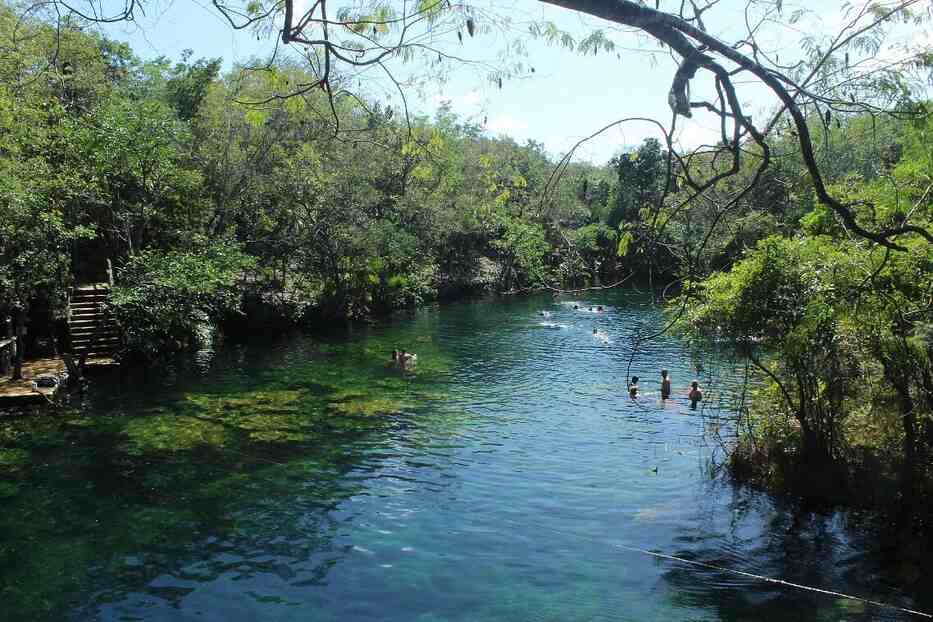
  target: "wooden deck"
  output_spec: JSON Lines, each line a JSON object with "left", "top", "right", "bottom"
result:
{"left": 0, "top": 358, "right": 67, "bottom": 405}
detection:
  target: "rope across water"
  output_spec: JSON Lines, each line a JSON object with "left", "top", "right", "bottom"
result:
{"left": 611, "top": 543, "right": 932, "bottom": 619}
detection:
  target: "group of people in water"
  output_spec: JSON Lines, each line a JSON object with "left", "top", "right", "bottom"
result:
{"left": 574, "top": 303, "right": 705, "bottom": 408}
{"left": 627, "top": 369, "right": 703, "bottom": 408}
{"left": 391, "top": 304, "right": 706, "bottom": 409}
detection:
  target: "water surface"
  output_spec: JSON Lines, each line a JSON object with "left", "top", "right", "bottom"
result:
{"left": 0, "top": 294, "right": 926, "bottom": 621}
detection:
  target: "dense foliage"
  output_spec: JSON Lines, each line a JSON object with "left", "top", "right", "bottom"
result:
{"left": 0, "top": 3, "right": 627, "bottom": 357}
{"left": 678, "top": 116, "right": 933, "bottom": 511}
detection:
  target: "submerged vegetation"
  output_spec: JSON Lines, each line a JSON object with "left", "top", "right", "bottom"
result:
{"left": 0, "top": 322, "right": 463, "bottom": 618}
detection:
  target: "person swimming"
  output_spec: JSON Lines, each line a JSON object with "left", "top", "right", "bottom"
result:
{"left": 597, "top": 306, "right": 604, "bottom": 312}
{"left": 573, "top": 304, "right": 579, "bottom": 310}
{"left": 395, "top": 349, "right": 417, "bottom": 368}
{"left": 629, "top": 376, "right": 639, "bottom": 398}
{"left": 660, "top": 369, "right": 671, "bottom": 400}
{"left": 689, "top": 380, "right": 703, "bottom": 409}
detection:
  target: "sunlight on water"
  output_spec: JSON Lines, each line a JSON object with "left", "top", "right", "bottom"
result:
{"left": 0, "top": 293, "right": 924, "bottom": 621}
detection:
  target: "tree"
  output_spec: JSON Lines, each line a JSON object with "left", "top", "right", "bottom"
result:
{"left": 218, "top": 0, "right": 931, "bottom": 253}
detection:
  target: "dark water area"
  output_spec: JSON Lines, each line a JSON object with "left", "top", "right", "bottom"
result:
{"left": 0, "top": 293, "right": 928, "bottom": 621}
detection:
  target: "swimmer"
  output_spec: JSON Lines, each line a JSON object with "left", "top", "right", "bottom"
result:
{"left": 539, "top": 310, "right": 551, "bottom": 318}
{"left": 629, "top": 376, "right": 639, "bottom": 398}
{"left": 573, "top": 305, "right": 579, "bottom": 310}
{"left": 689, "top": 381, "right": 703, "bottom": 409}
{"left": 597, "top": 306, "right": 604, "bottom": 312}
{"left": 660, "top": 369, "right": 671, "bottom": 400}
{"left": 398, "top": 349, "right": 417, "bottom": 367}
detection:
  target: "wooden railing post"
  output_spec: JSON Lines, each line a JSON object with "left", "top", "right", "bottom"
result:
{"left": 106, "top": 258, "right": 114, "bottom": 287}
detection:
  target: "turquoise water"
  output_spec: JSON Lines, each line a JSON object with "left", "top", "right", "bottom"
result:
{"left": 0, "top": 294, "right": 926, "bottom": 621}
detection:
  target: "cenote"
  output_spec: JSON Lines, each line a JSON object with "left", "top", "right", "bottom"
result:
{"left": 0, "top": 294, "right": 928, "bottom": 621}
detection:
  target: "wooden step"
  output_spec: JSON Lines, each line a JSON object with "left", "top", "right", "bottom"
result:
{"left": 71, "top": 337, "right": 120, "bottom": 346}
{"left": 71, "top": 333, "right": 119, "bottom": 343}
{"left": 70, "top": 309, "right": 108, "bottom": 319}
{"left": 69, "top": 325, "right": 118, "bottom": 334}
{"left": 72, "top": 347, "right": 118, "bottom": 355}
{"left": 70, "top": 309, "right": 108, "bottom": 318}
{"left": 72, "top": 331, "right": 120, "bottom": 340}
{"left": 71, "top": 290, "right": 110, "bottom": 300}
{"left": 68, "top": 318, "right": 117, "bottom": 328}
{"left": 72, "top": 344, "right": 118, "bottom": 352}
{"left": 69, "top": 319, "right": 117, "bottom": 327}
{"left": 71, "top": 297, "right": 108, "bottom": 305}
{"left": 71, "top": 349, "right": 116, "bottom": 359}
{"left": 72, "top": 349, "right": 117, "bottom": 356}
{"left": 69, "top": 326, "right": 116, "bottom": 333}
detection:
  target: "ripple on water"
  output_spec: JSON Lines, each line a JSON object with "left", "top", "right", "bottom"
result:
{"left": 0, "top": 293, "right": 921, "bottom": 622}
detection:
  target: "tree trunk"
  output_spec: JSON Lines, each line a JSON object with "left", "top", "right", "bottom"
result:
{"left": 894, "top": 378, "right": 917, "bottom": 493}
{"left": 920, "top": 367, "right": 933, "bottom": 452}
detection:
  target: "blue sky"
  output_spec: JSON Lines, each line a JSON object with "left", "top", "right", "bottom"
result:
{"left": 97, "top": 1, "right": 921, "bottom": 164}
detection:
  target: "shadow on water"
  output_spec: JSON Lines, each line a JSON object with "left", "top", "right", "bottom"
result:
{"left": 655, "top": 480, "right": 930, "bottom": 622}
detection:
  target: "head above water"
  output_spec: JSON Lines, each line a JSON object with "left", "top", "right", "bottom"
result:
{"left": 691, "top": 380, "right": 699, "bottom": 389}
{"left": 661, "top": 369, "right": 668, "bottom": 378}
{"left": 593, "top": 327, "right": 597, "bottom": 334}
{"left": 631, "top": 376, "right": 639, "bottom": 385}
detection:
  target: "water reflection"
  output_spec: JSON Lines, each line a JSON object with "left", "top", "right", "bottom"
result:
{"left": 653, "top": 481, "right": 922, "bottom": 621}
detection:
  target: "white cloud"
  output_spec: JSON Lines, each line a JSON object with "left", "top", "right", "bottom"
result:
{"left": 454, "top": 91, "right": 484, "bottom": 109}
{"left": 486, "top": 114, "right": 529, "bottom": 136}
{"left": 429, "top": 90, "right": 485, "bottom": 112}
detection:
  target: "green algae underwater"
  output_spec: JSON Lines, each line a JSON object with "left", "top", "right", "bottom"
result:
{"left": 0, "top": 295, "right": 928, "bottom": 621}
{"left": 0, "top": 312, "right": 462, "bottom": 620}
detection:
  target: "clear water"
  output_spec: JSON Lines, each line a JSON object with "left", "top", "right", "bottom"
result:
{"left": 0, "top": 294, "right": 926, "bottom": 621}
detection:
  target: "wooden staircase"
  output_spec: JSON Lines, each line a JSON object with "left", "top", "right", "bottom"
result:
{"left": 68, "top": 283, "right": 120, "bottom": 363}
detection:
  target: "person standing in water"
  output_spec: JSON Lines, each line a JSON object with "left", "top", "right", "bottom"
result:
{"left": 629, "top": 376, "right": 639, "bottom": 398}
{"left": 660, "top": 369, "right": 671, "bottom": 400}
{"left": 399, "top": 350, "right": 417, "bottom": 367}
{"left": 688, "top": 381, "right": 703, "bottom": 409}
